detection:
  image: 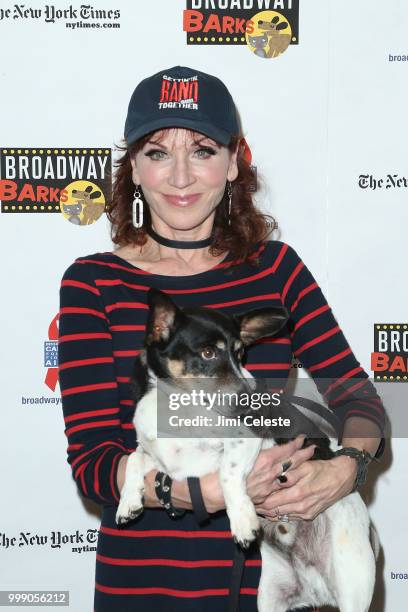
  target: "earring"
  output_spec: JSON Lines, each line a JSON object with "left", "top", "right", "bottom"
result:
{"left": 227, "top": 181, "right": 233, "bottom": 225}
{"left": 132, "top": 186, "right": 144, "bottom": 228}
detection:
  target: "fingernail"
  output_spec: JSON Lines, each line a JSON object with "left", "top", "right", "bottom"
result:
{"left": 277, "top": 474, "right": 288, "bottom": 483}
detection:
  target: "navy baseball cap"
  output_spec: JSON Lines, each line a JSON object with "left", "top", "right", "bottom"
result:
{"left": 124, "top": 66, "right": 241, "bottom": 147}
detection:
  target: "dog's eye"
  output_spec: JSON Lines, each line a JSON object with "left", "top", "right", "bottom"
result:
{"left": 201, "top": 347, "right": 216, "bottom": 360}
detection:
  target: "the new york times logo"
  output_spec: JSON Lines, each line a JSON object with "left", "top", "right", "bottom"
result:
{"left": 359, "top": 174, "right": 408, "bottom": 190}
{"left": 0, "top": 529, "right": 98, "bottom": 554}
{"left": 0, "top": 5, "right": 120, "bottom": 23}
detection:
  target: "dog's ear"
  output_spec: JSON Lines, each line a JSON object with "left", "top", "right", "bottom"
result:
{"left": 146, "top": 288, "right": 183, "bottom": 344}
{"left": 235, "top": 306, "right": 289, "bottom": 346}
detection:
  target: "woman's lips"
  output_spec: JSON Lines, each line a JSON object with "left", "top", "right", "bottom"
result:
{"left": 163, "top": 193, "right": 201, "bottom": 207}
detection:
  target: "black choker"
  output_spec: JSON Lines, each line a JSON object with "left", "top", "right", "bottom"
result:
{"left": 147, "top": 227, "right": 213, "bottom": 249}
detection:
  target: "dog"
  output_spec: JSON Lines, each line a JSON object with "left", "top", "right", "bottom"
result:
{"left": 116, "top": 288, "right": 379, "bottom": 612}
{"left": 71, "top": 185, "right": 105, "bottom": 225}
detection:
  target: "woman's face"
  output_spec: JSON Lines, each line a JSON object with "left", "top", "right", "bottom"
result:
{"left": 130, "top": 128, "right": 239, "bottom": 232}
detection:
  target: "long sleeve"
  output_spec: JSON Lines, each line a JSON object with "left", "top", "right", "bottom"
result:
{"left": 275, "top": 242, "right": 385, "bottom": 451}
{"left": 58, "top": 261, "right": 132, "bottom": 506}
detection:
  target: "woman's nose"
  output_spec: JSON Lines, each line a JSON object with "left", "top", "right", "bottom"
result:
{"left": 167, "top": 153, "right": 195, "bottom": 190}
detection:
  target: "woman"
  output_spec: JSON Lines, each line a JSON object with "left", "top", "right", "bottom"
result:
{"left": 58, "top": 66, "right": 385, "bottom": 612}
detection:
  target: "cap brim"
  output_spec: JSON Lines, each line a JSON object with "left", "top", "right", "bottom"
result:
{"left": 125, "top": 117, "right": 231, "bottom": 147}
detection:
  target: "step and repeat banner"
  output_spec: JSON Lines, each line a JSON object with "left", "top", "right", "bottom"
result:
{"left": 1, "top": 0, "right": 407, "bottom": 610}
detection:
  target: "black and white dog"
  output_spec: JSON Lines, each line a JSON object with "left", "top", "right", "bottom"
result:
{"left": 116, "top": 288, "right": 379, "bottom": 612}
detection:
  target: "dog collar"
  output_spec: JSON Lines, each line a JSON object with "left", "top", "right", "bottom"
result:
{"left": 147, "top": 227, "right": 213, "bottom": 249}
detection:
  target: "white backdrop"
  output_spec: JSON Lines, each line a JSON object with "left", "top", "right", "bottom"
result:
{"left": 0, "top": 0, "right": 406, "bottom": 610}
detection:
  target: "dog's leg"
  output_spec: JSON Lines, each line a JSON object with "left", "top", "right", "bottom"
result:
{"left": 220, "top": 438, "right": 262, "bottom": 548}
{"left": 332, "top": 541, "right": 376, "bottom": 612}
{"left": 329, "top": 495, "right": 376, "bottom": 612}
{"left": 258, "top": 541, "right": 298, "bottom": 612}
{"left": 115, "top": 448, "right": 146, "bottom": 524}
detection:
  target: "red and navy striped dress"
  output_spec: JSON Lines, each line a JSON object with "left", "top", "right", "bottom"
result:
{"left": 58, "top": 240, "right": 384, "bottom": 612}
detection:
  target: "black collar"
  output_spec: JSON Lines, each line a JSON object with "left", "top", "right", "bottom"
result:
{"left": 147, "top": 227, "right": 213, "bottom": 249}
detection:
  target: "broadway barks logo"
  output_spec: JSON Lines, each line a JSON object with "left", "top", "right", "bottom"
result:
{"left": 0, "top": 148, "right": 111, "bottom": 225}
{"left": 371, "top": 324, "right": 408, "bottom": 381}
{"left": 183, "top": 0, "right": 299, "bottom": 59}
{"left": 159, "top": 74, "right": 199, "bottom": 110}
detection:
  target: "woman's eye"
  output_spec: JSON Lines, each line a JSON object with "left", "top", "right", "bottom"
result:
{"left": 194, "top": 147, "right": 216, "bottom": 159}
{"left": 145, "top": 149, "right": 167, "bottom": 160}
{"left": 201, "top": 347, "right": 216, "bottom": 360}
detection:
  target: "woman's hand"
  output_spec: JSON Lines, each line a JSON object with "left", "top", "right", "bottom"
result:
{"left": 255, "top": 454, "right": 358, "bottom": 521}
{"left": 200, "top": 434, "right": 315, "bottom": 514}
{"left": 246, "top": 435, "right": 316, "bottom": 506}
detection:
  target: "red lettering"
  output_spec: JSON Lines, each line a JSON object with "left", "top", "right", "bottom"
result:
{"left": 37, "top": 185, "right": 49, "bottom": 202}
{"left": 191, "top": 81, "right": 198, "bottom": 103}
{"left": 223, "top": 16, "right": 235, "bottom": 34}
{"left": 0, "top": 180, "right": 17, "bottom": 200}
{"left": 179, "top": 82, "right": 189, "bottom": 100}
{"left": 0, "top": 182, "right": 64, "bottom": 203}
{"left": 203, "top": 14, "right": 251, "bottom": 34}
{"left": 18, "top": 183, "right": 36, "bottom": 202}
{"left": 372, "top": 352, "right": 408, "bottom": 373}
{"left": 183, "top": 9, "right": 203, "bottom": 32}
{"left": 160, "top": 80, "right": 170, "bottom": 102}
{"left": 371, "top": 352, "right": 388, "bottom": 371}
{"left": 203, "top": 14, "right": 221, "bottom": 33}
{"left": 48, "top": 187, "right": 60, "bottom": 202}
{"left": 246, "top": 19, "right": 254, "bottom": 34}
{"left": 169, "top": 81, "right": 179, "bottom": 102}
{"left": 389, "top": 355, "right": 407, "bottom": 373}
{"left": 235, "top": 18, "right": 246, "bottom": 33}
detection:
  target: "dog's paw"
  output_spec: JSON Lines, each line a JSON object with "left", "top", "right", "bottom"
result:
{"left": 115, "top": 498, "right": 144, "bottom": 525}
{"left": 229, "top": 503, "right": 261, "bottom": 549}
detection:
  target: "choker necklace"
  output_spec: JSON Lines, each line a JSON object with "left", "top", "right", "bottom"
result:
{"left": 147, "top": 227, "right": 213, "bottom": 250}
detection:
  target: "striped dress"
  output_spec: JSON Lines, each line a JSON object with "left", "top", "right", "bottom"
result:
{"left": 58, "top": 240, "right": 385, "bottom": 612}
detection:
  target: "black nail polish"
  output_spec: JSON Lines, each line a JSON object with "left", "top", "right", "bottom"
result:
{"left": 278, "top": 474, "right": 288, "bottom": 483}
